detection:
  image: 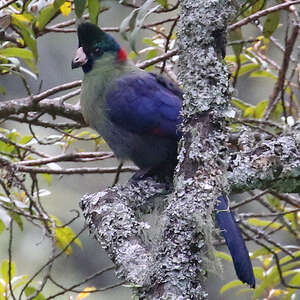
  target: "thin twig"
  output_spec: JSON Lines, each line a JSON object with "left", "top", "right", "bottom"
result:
{"left": 8, "top": 221, "right": 17, "bottom": 300}
{"left": 0, "top": 0, "right": 17, "bottom": 10}
{"left": 242, "top": 230, "right": 300, "bottom": 289}
{"left": 47, "top": 266, "right": 115, "bottom": 296}
{"left": 264, "top": 24, "right": 299, "bottom": 119}
{"left": 229, "top": 1, "right": 300, "bottom": 31}
{"left": 231, "top": 190, "right": 269, "bottom": 209}
{"left": 112, "top": 162, "right": 124, "bottom": 186}
{"left": 17, "top": 152, "right": 114, "bottom": 166}
{"left": 241, "top": 221, "right": 295, "bottom": 258}
{"left": 19, "top": 226, "right": 87, "bottom": 300}
{"left": 161, "top": 16, "right": 179, "bottom": 73}
{"left": 240, "top": 208, "right": 300, "bottom": 218}
{"left": 137, "top": 48, "right": 178, "bottom": 69}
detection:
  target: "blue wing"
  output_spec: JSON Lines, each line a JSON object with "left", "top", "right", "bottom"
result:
{"left": 106, "top": 72, "right": 182, "bottom": 140}
{"left": 216, "top": 195, "right": 256, "bottom": 288}
{"left": 107, "top": 72, "right": 255, "bottom": 287}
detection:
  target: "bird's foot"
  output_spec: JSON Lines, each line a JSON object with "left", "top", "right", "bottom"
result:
{"left": 130, "top": 168, "right": 152, "bottom": 182}
{"left": 130, "top": 168, "right": 174, "bottom": 186}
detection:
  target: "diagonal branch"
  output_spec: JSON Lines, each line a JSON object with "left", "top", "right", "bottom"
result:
{"left": 264, "top": 24, "right": 299, "bottom": 119}
{"left": 229, "top": 1, "right": 300, "bottom": 31}
{"left": 79, "top": 178, "right": 170, "bottom": 286}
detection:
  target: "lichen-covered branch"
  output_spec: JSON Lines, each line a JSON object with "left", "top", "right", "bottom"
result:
{"left": 79, "top": 1, "right": 235, "bottom": 299}
{"left": 140, "top": 1, "right": 234, "bottom": 299}
{"left": 79, "top": 178, "right": 170, "bottom": 286}
{"left": 0, "top": 97, "right": 84, "bottom": 124}
{"left": 228, "top": 129, "right": 300, "bottom": 193}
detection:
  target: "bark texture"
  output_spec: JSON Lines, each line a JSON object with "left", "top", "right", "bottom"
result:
{"left": 80, "top": 0, "right": 235, "bottom": 299}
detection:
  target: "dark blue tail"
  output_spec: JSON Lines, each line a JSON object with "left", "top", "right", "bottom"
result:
{"left": 215, "top": 195, "right": 255, "bottom": 288}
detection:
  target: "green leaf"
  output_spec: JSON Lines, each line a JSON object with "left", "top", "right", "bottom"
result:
{"left": 289, "top": 271, "right": 300, "bottom": 287}
{"left": 0, "top": 280, "right": 5, "bottom": 297}
{"left": 229, "top": 28, "right": 243, "bottom": 59}
{"left": 282, "top": 272, "right": 300, "bottom": 300}
{"left": 12, "top": 213, "right": 23, "bottom": 231}
{"left": 0, "top": 48, "right": 34, "bottom": 61}
{"left": 250, "top": 70, "right": 277, "bottom": 80}
{"left": 252, "top": 247, "right": 280, "bottom": 259}
{"left": 52, "top": 216, "right": 82, "bottom": 255}
{"left": 146, "top": 49, "right": 158, "bottom": 60}
{"left": 263, "top": 10, "right": 280, "bottom": 39}
{"left": 55, "top": 227, "right": 79, "bottom": 255}
{"left": 143, "top": 37, "right": 158, "bottom": 47}
{"left": 253, "top": 266, "right": 264, "bottom": 281}
{"left": 130, "top": 1, "right": 160, "bottom": 51}
{"left": 236, "top": 63, "right": 260, "bottom": 77}
{"left": 35, "top": 0, "right": 67, "bottom": 31}
{"left": 220, "top": 280, "right": 244, "bottom": 294}
{"left": 216, "top": 251, "right": 232, "bottom": 262}
{"left": 19, "top": 135, "right": 33, "bottom": 145}
{"left": 247, "top": 218, "right": 284, "bottom": 230}
{"left": 25, "top": 286, "right": 46, "bottom": 300}
{"left": 251, "top": 0, "right": 266, "bottom": 13}
{"left": 1, "top": 259, "right": 17, "bottom": 283}
{"left": 7, "top": 130, "right": 20, "bottom": 142}
{"left": 225, "top": 54, "right": 249, "bottom": 64}
{"left": 244, "top": 106, "right": 255, "bottom": 118}
{"left": 254, "top": 264, "right": 300, "bottom": 299}
{"left": 74, "top": 0, "right": 87, "bottom": 18}
{"left": 156, "top": 0, "right": 168, "bottom": 8}
{"left": 0, "top": 220, "right": 5, "bottom": 235}
{"left": 255, "top": 100, "right": 268, "bottom": 119}
{"left": 120, "top": 0, "right": 160, "bottom": 51}
{"left": 23, "top": 58, "right": 39, "bottom": 74}
{"left": 76, "top": 130, "right": 92, "bottom": 138}
{"left": 11, "top": 275, "right": 29, "bottom": 290}
{"left": 236, "top": 287, "right": 255, "bottom": 295}
{"left": 232, "top": 98, "right": 254, "bottom": 112}
{"left": 120, "top": 8, "right": 139, "bottom": 41}
{"left": 128, "top": 51, "right": 137, "bottom": 59}
{"left": 42, "top": 173, "right": 53, "bottom": 185}
{"left": 279, "top": 251, "right": 300, "bottom": 265}
{"left": 283, "top": 291, "right": 295, "bottom": 300}
{"left": 88, "top": 0, "right": 101, "bottom": 24}
{"left": 11, "top": 14, "right": 38, "bottom": 63}
{"left": 0, "top": 86, "right": 5, "bottom": 95}
{"left": 284, "top": 210, "right": 297, "bottom": 229}
{"left": 60, "top": 1, "right": 72, "bottom": 16}
{"left": 266, "top": 195, "right": 281, "bottom": 209}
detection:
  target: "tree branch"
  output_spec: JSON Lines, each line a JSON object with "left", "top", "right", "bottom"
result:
{"left": 0, "top": 97, "right": 84, "bottom": 124}
{"left": 80, "top": 1, "right": 236, "bottom": 299}
{"left": 229, "top": 1, "right": 300, "bottom": 31}
{"left": 228, "top": 131, "right": 300, "bottom": 193}
{"left": 80, "top": 178, "right": 170, "bottom": 286}
{"left": 264, "top": 24, "right": 299, "bottom": 119}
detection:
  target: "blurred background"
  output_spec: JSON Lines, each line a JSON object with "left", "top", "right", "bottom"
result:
{"left": 0, "top": 0, "right": 297, "bottom": 299}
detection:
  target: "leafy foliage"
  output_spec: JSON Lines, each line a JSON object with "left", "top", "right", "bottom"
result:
{"left": 0, "top": 0, "right": 300, "bottom": 299}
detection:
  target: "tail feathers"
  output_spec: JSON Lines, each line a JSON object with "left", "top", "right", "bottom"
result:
{"left": 215, "top": 195, "right": 256, "bottom": 288}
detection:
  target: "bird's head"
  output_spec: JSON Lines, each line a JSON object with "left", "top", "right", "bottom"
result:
{"left": 71, "top": 22, "right": 128, "bottom": 73}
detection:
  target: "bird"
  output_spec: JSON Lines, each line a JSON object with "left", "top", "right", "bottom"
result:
{"left": 72, "top": 22, "right": 256, "bottom": 288}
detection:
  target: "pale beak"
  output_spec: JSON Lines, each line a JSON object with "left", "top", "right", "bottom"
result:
{"left": 71, "top": 47, "right": 88, "bottom": 69}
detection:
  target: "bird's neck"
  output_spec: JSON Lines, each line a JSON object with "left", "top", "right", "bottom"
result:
{"left": 84, "top": 52, "right": 138, "bottom": 81}
{"left": 80, "top": 53, "right": 140, "bottom": 124}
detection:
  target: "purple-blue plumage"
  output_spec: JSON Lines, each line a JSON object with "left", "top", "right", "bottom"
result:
{"left": 216, "top": 195, "right": 256, "bottom": 288}
{"left": 72, "top": 22, "right": 255, "bottom": 289}
{"left": 104, "top": 72, "right": 181, "bottom": 173}
{"left": 106, "top": 73, "right": 182, "bottom": 139}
